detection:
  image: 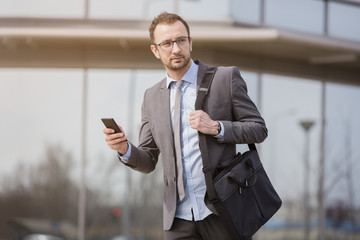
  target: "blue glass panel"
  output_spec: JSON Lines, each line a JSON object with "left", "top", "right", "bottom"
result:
{"left": 329, "top": 1, "right": 360, "bottom": 41}
{"left": 266, "top": 0, "right": 324, "bottom": 34}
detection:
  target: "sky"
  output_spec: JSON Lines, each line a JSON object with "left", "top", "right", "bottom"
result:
{"left": 1, "top": 0, "right": 360, "bottom": 208}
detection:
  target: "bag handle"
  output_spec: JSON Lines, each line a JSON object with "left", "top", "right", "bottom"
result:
{"left": 228, "top": 159, "right": 257, "bottom": 188}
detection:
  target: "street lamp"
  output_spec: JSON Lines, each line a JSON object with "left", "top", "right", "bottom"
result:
{"left": 300, "top": 120, "right": 315, "bottom": 240}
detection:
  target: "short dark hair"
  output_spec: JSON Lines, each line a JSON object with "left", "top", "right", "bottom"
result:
{"left": 149, "top": 12, "right": 190, "bottom": 43}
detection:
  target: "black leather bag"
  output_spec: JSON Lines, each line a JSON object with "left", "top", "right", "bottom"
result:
{"left": 212, "top": 144, "right": 282, "bottom": 239}
{"left": 195, "top": 67, "right": 282, "bottom": 240}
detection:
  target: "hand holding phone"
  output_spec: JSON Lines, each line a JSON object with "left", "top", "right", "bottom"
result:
{"left": 101, "top": 118, "right": 122, "bottom": 133}
{"left": 102, "top": 118, "right": 128, "bottom": 154}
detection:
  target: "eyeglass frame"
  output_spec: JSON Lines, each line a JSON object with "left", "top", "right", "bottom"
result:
{"left": 153, "top": 36, "right": 191, "bottom": 51}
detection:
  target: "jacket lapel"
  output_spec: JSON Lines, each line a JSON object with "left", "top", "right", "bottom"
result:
{"left": 159, "top": 78, "right": 175, "bottom": 146}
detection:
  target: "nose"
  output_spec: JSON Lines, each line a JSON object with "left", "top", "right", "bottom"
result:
{"left": 171, "top": 41, "right": 181, "bottom": 53}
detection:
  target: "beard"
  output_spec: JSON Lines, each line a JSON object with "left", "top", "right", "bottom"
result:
{"left": 162, "top": 53, "right": 191, "bottom": 72}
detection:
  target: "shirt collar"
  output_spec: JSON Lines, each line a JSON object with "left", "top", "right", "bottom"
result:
{"left": 166, "top": 60, "right": 198, "bottom": 88}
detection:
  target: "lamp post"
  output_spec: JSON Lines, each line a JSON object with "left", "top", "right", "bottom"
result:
{"left": 78, "top": 1, "right": 90, "bottom": 240}
{"left": 300, "top": 120, "right": 315, "bottom": 240}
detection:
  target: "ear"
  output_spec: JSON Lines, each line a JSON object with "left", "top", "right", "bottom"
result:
{"left": 150, "top": 44, "right": 160, "bottom": 59}
{"left": 189, "top": 37, "right": 193, "bottom": 52}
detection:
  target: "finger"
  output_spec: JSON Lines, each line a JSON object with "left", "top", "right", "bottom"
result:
{"left": 190, "top": 110, "right": 202, "bottom": 116}
{"left": 105, "top": 133, "right": 123, "bottom": 142}
{"left": 189, "top": 118, "right": 196, "bottom": 126}
{"left": 107, "top": 136, "right": 128, "bottom": 145}
{"left": 190, "top": 118, "right": 200, "bottom": 128}
{"left": 103, "top": 128, "right": 115, "bottom": 135}
{"left": 189, "top": 111, "right": 201, "bottom": 121}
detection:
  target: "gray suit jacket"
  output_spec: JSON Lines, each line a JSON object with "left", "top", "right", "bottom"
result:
{"left": 122, "top": 60, "right": 267, "bottom": 230}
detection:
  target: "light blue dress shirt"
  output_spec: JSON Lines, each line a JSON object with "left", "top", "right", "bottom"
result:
{"left": 119, "top": 60, "right": 224, "bottom": 221}
{"left": 167, "top": 61, "right": 212, "bottom": 221}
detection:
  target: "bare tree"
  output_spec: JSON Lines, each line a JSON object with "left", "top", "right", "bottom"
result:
{"left": 0, "top": 145, "right": 78, "bottom": 239}
{"left": 0, "top": 144, "right": 165, "bottom": 240}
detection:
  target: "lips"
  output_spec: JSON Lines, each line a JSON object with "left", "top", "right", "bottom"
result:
{"left": 171, "top": 55, "right": 184, "bottom": 61}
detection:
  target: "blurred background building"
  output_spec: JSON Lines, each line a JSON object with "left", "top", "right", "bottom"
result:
{"left": 0, "top": 0, "right": 360, "bottom": 239}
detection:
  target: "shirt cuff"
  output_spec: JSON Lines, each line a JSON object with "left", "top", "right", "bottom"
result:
{"left": 117, "top": 143, "right": 131, "bottom": 163}
{"left": 214, "top": 121, "right": 224, "bottom": 140}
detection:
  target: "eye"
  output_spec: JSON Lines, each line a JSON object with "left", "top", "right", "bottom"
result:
{"left": 160, "top": 41, "right": 172, "bottom": 48}
{"left": 177, "top": 38, "right": 187, "bottom": 44}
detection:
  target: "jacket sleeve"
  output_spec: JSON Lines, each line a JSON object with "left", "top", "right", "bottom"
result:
{"left": 120, "top": 89, "right": 159, "bottom": 173}
{"left": 220, "top": 67, "right": 268, "bottom": 144}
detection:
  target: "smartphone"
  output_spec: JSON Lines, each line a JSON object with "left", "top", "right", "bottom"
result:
{"left": 101, "top": 118, "right": 122, "bottom": 133}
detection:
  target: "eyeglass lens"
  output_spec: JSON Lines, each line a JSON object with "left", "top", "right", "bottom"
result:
{"left": 159, "top": 37, "right": 189, "bottom": 50}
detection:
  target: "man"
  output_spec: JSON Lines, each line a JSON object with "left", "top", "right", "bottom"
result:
{"left": 104, "top": 12, "right": 267, "bottom": 240}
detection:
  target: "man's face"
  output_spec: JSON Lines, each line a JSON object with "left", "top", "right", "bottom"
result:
{"left": 151, "top": 21, "right": 192, "bottom": 72}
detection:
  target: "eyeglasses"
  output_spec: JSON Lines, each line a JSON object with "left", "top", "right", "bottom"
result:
{"left": 154, "top": 36, "right": 190, "bottom": 51}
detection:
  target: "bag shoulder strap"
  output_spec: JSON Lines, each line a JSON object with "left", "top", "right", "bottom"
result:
{"left": 249, "top": 143, "right": 257, "bottom": 151}
{"left": 195, "top": 67, "right": 219, "bottom": 204}
{"left": 195, "top": 67, "right": 217, "bottom": 111}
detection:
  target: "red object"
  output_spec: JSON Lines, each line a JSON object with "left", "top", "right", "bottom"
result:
{"left": 112, "top": 207, "right": 122, "bottom": 217}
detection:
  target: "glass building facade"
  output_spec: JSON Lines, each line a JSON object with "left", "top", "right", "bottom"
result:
{"left": 1, "top": 0, "right": 360, "bottom": 239}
